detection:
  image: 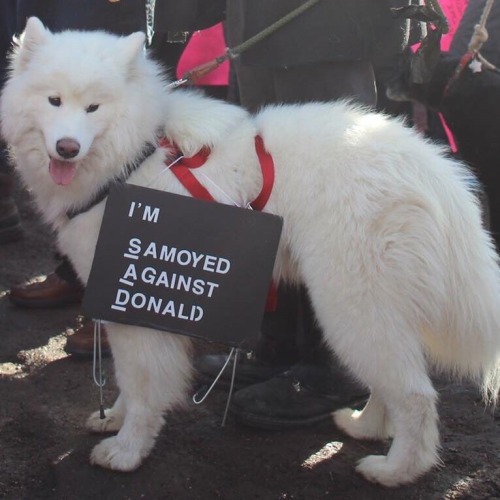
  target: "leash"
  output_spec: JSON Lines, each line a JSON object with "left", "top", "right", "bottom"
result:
{"left": 167, "top": 0, "right": 325, "bottom": 89}
{"left": 466, "top": 0, "right": 498, "bottom": 69}
{"left": 444, "top": 0, "right": 498, "bottom": 96}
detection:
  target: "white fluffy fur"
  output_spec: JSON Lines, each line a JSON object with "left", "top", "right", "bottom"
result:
{"left": 3, "top": 19, "right": 500, "bottom": 486}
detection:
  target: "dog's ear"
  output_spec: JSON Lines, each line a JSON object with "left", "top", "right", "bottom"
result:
{"left": 16, "top": 17, "right": 50, "bottom": 70}
{"left": 119, "top": 32, "right": 146, "bottom": 66}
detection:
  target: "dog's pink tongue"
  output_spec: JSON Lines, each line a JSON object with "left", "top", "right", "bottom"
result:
{"left": 49, "top": 158, "right": 77, "bottom": 186}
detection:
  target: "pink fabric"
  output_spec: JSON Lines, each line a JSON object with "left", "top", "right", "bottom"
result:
{"left": 440, "top": 0, "right": 469, "bottom": 50}
{"left": 439, "top": 0, "right": 469, "bottom": 152}
{"left": 412, "top": 0, "right": 468, "bottom": 51}
{"left": 410, "top": 1, "right": 469, "bottom": 152}
{"left": 176, "top": 23, "right": 229, "bottom": 86}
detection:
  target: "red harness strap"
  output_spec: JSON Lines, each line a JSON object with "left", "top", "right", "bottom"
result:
{"left": 160, "top": 135, "right": 274, "bottom": 208}
{"left": 159, "top": 138, "right": 213, "bottom": 201}
{"left": 249, "top": 136, "right": 278, "bottom": 311}
{"left": 250, "top": 135, "right": 274, "bottom": 211}
{"left": 159, "top": 135, "right": 278, "bottom": 311}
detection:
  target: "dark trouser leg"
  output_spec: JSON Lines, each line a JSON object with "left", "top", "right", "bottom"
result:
{"left": 149, "top": 32, "right": 190, "bottom": 77}
{"left": 293, "top": 286, "right": 362, "bottom": 395}
{"left": 254, "top": 283, "right": 301, "bottom": 365}
{"left": 234, "top": 59, "right": 377, "bottom": 374}
{"left": 225, "top": 61, "right": 373, "bottom": 427}
{"left": 54, "top": 253, "right": 84, "bottom": 287}
{"left": 0, "top": 139, "right": 22, "bottom": 243}
{"left": 272, "top": 61, "right": 376, "bottom": 107}
{"left": 196, "top": 54, "right": 373, "bottom": 418}
{"left": 230, "top": 285, "right": 369, "bottom": 429}
{"left": 235, "top": 60, "right": 377, "bottom": 111}
{"left": 194, "top": 283, "right": 300, "bottom": 388}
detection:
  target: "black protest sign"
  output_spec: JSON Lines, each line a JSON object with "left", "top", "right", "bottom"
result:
{"left": 82, "top": 184, "right": 283, "bottom": 346}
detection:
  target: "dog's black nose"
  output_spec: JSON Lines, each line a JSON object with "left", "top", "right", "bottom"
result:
{"left": 56, "top": 138, "right": 80, "bottom": 159}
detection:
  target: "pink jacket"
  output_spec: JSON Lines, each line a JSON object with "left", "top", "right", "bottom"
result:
{"left": 441, "top": 0, "right": 469, "bottom": 50}
{"left": 177, "top": 23, "right": 229, "bottom": 86}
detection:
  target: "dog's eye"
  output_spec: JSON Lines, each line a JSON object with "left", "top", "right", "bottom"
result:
{"left": 48, "top": 96, "right": 61, "bottom": 107}
{"left": 86, "top": 104, "right": 99, "bottom": 113}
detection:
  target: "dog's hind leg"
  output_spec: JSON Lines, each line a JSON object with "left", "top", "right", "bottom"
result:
{"left": 86, "top": 393, "right": 125, "bottom": 433}
{"left": 318, "top": 306, "right": 440, "bottom": 486}
{"left": 334, "top": 356, "right": 439, "bottom": 485}
{"left": 355, "top": 388, "right": 439, "bottom": 487}
{"left": 335, "top": 340, "right": 438, "bottom": 486}
{"left": 89, "top": 324, "right": 193, "bottom": 471}
{"left": 334, "top": 392, "right": 393, "bottom": 440}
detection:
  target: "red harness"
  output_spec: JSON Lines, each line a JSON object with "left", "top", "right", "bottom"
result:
{"left": 158, "top": 135, "right": 278, "bottom": 311}
{"left": 159, "top": 135, "right": 274, "bottom": 210}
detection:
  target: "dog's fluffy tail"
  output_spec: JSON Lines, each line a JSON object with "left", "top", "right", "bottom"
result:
{"left": 423, "top": 162, "right": 500, "bottom": 405}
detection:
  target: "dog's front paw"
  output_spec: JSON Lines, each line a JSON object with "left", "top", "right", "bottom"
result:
{"left": 356, "top": 455, "right": 416, "bottom": 487}
{"left": 86, "top": 409, "right": 124, "bottom": 433}
{"left": 90, "top": 436, "right": 143, "bottom": 471}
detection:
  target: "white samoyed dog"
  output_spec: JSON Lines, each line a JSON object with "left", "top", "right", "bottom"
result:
{"left": 3, "top": 18, "right": 500, "bottom": 487}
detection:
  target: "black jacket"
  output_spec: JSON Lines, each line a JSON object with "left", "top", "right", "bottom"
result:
{"left": 154, "top": 0, "right": 412, "bottom": 67}
{"left": 1, "top": 0, "right": 16, "bottom": 82}
{"left": 450, "top": 0, "right": 500, "bottom": 66}
{"left": 153, "top": 0, "right": 225, "bottom": 33}
{"left": 17, "top": 0, "right": 146, "bottom": 34}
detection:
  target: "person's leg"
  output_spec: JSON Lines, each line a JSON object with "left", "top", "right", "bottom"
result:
{"left": 195, "top": 64, "right": 304, "bottom": 385}
{"left": 149, "top": 31, "right": 190, "bottom": 80}
{"left": 0, "top": 2, "right": 21, "bottom": 244}
{"left": 233, "top": 63, "right": 280, "bottom": 111}
{"left": 53, "top": 254, "right": 82, "bottom": 284}
{"left": 273, "top": 60, "right": 377, "bottom": 106}
{"left": 8, "top": 251, "right": 110, "bottom": 357}
{"left": 229, "top": 286, "right": 368, "bottom": 429}
{"left": 52, "top": 255, "right": 111, "bottom": 358}
{"left": 9, "top": 254, "right": 85, "bottom": 308}
{"left": 226, "top": 61, "right": 373, "bottom": 427}
{"left": 195, "top": 283, "right": 301, "bottom": 388}
{"left": 0, "top": 144, "right": 22, "bottom": 244}
{"left": 197, "top": 59, "right": 374, "bottom": 426}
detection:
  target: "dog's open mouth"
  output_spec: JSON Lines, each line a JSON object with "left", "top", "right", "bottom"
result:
{"left": 49, "top": 158, "right": 77, "bottom": 186}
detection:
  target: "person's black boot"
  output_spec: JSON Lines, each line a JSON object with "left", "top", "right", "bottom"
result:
{"left": 229, "top": 363, "right": 369, "bottom": 430}
{"left": 195, "top": 284, "right": 302, "bottom": 389}
{"left": 195, "top": 351, "right": 292, "bottom": 390}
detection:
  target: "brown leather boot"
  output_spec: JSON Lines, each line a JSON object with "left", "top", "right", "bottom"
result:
{"left": 65, "top": 320, "right": 111, "bottom": 358}
{"left": 9, "top": 272, "right": 85, "bottom": 308}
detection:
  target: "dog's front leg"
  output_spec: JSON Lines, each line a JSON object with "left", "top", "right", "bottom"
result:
{"left": 89, "top": 324, "right": 193, "bottom": 471}
{"left": 86, "top": 393, "right": 126, "bottom": 433}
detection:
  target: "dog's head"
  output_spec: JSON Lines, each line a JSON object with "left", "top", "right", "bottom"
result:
{"left": 1, "top": 18, "right": 165, "bottom": 194}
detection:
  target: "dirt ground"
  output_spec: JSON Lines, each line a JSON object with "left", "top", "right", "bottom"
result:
{"left": 1, "top": 187, "right": 500, "bottom": 500}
